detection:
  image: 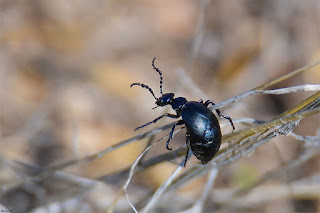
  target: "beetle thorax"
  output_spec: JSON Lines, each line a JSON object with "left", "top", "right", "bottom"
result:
{"left": 171, "top": 97, "right": 187, "bottom": 111}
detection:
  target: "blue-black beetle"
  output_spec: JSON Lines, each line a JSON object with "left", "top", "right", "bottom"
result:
{"left": 131, "top": 58, "right": 235, "bottom": 166}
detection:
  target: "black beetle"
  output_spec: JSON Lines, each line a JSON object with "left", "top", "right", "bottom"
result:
{"left": 131, "top": 58, "right": 235, "bottom": 166}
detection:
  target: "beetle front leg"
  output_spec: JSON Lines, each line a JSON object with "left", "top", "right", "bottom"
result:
{"left": 134, "top": 113, "right": 181, "bottom": 131}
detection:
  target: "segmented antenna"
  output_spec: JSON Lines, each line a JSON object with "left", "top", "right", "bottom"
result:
{"left": 152, "top": 57, "right": 163, "bottom": 95}
{"left": 130, "top": 83, "right": 158, "bottom": 100}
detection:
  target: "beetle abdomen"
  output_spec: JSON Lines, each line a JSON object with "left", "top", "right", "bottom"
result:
{"left": 182, "top": 102, "right": 222, "bottom": 164}
{"left": 189, "top": 131, "right": 222, "bottom": 164}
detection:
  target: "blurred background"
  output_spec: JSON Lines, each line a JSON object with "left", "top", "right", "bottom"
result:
{"left": 0, "top": 0, "right": 319, "bottom": 212}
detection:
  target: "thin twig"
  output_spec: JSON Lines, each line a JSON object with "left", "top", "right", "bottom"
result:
{"left": 140, "top": 163, "right": 185, "bottom": 213}
{"left": 123, "top": 144, "right": 156, "bottom": 213}
{"left": 233, "top": 146, "right": 320, "bottom": 199}
{"left": 185, "top": 0, "right": 209, "bottom": 73}
{"left": 164, "top": 107, "right": 320, "bottom": 194}
{"left": 258, "top": 84, "right": 320, "bottom": 95}
{"left": 190, "top": 168, "right": 219, "bottom": 213}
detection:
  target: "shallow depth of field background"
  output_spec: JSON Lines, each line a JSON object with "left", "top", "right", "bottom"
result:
{"left": 0, "top": 1, "right": 319, "bottom": 212}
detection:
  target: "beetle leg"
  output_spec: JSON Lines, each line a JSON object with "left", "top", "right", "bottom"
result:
{"left": 198, "top": 99, "right": 204, "bottom": 104}
{"left": 183, "top": 133, "right": 190, "bottom": 167}
{"left": 203, "top": 100, "right": 214, "bottom": 107}
{"left": 216, "top": 109, "right": 235, "bottom": 131}
{"left": 177, "top": 120, "right": 185, "bottom": 125}
{"left": 166, "top": 123, "right": 176, "bottom": 150}
{"left": 166, "top": 120, "right": 184, "bottom": 150}
{"left": 134, "top": 113, "right": 180, "bottom": 131}
{"left": 204, "top": 100, "right": 235, "bottom": 131}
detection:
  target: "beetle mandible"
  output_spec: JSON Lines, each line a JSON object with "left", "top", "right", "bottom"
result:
{"left": 130, "top": 58, "right": 235, "bottom": 166}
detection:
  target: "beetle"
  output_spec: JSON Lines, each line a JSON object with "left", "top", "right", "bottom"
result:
{"left": 130, "top": 58, "right": 235, "bottom": 166}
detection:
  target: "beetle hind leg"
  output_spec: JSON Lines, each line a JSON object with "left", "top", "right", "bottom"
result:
{"left": 204, "top": 100, "right": 235, "bottom": 131}
{"left": 216, "top": 109, "right": 235, "bottom": 131}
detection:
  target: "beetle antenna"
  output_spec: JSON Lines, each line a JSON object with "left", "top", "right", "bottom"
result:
{"left": 130, "top": 83, "right": 158, "bottom": 100}
{"left": 152, "top": 57, "right": 163, "bottom": 95}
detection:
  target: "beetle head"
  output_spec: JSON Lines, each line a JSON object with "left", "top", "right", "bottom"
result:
{"left": 156, "top": 93, "right": 174, "bottom": 107}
